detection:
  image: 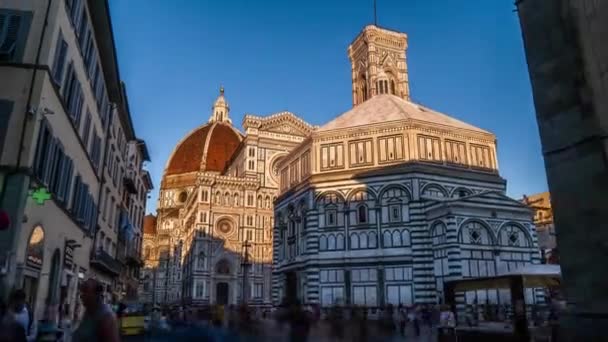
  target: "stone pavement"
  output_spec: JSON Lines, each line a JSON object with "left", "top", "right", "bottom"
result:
{"left": 128, "top": 319, "right": 439, "bottom": 341}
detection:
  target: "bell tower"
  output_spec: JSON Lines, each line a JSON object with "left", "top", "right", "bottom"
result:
{"left": 347, "top": 25, "right": 411, "bottom": 107}
{"left": 209, "top": 86, "right": 232, "bottom": 124}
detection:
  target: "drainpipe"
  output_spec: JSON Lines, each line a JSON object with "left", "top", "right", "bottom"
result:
{"left": 0, "top": 0, "right": 53, "bottom": 298}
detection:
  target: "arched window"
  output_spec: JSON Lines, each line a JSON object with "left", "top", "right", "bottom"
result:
{"left": 265, "top": 196, "right": 271, "bottom": 209}
{"left": 350, "top": 233, "right": 360, "bottom": 249}
{"left": 401, "top": 230, "right": 411, "bottom": 246}
{"left": 368, "top": 231, "right": 377, "bottom": 248}
{"left": 459, "top": 221, "right": 493, "bottom": 245}
{"left": 390, "top": 80, "right": 396, "bottom": 94}
{"left": 215, "top": 191, "right": 222, "bottom": 205}
{"left": 359, "top": 232, "right": 368, "bottom": 249}
{"left": 357, "top": 205, "right": 368, "bottom": 224}
{"left": 432, "top": 223, "right": 447, "bottom": 245}
{"left": 499, "top": 224, "right": 531, "bottom": 247}
{"left": 328, "top": 234, "right": 336, "bottom": 250}
{"left": 336, "top": 234, "right": 345, "bottom": 250}
{"left": 257, "top": 195, "right": 263, "bottom": 208}
{"left": 383, "top": 231, "right": 392, "bottom": 247}
{"left": 392, "top": 230, "right": 402, "bottom": 247}
{"left": 319, "top": 235, "right": 328, "bottom": 251}
{"left": 233, "top": 193, "right": 240, "bottom": 206}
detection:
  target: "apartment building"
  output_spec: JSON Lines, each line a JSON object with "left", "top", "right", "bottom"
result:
{"left": 0, "top": 0, "right": 151, "bottom": 321}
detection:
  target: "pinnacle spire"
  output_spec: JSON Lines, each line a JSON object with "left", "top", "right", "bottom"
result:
{"left": 209, "top": 85, "right": 231, "bottom": 124}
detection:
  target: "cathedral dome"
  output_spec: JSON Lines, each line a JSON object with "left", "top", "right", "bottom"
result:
{"left": 164, "top": 122, "right": 242, "bottom": 176}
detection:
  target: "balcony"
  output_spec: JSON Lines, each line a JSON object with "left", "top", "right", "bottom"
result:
{"left": 125, "top": 246, "right": 143, "bottom": 267}
{"left": 90, "top": 249, "right": 122, "bottom": 276}
{"left": 123, "top": 170, "right": 137, "bottom": 194}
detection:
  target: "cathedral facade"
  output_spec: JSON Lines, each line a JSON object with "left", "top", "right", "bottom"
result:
{"left": 272, "top": 25, "right": 542, "bottom": 308}
{"left": 141, "top": 89, "right": 314, "bottom": 306}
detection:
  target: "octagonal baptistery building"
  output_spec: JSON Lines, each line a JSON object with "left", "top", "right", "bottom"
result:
{"left": 273, "top": 25, "right": 543, "bottom": 309}
{"left": 142, "top": 87, "right": 315, "bottom": 307}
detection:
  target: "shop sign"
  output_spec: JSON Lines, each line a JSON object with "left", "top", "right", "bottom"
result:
{"left": 64, "top": 241, "right": 75, "bottom": 269}
{"left": 26, "top": 226, "right": 44, "bottom": 269}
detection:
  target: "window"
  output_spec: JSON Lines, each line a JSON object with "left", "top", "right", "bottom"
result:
{"left": 247, "top": 194, "right": 254, "bottom": 206}
{"left": 320, "top": 143, "right": 344, "bottom": 170}
{"left": 233, "top": 193, "right": 240, "bottom": 206}
{"left": 246, "top": 230, "right": 253, "bottom": 241}
{"left": 301, "top": 151, "right": 311, "bottom": 178}
{"left": 63, "top": 63, "right": 84, "bottom": 127}
{"left": 390, "top": 80, "right": 396, "bottom": 94}
{"left": 201, "top": 190, "right": 208, "bottom": 202}
{"left": 325, "top": 209, "right": 337, "bottom": 226}
{"left": 0, "top": 11, "right": 32, "bottom": 62}
{"left": 289, "top": 160, "right": 299, "bottom": 185}
{"left": 0, "top": 100, "right": 13, "bottom": 153}
{"left": 353, "top": 285, "right": 377, "bottom": 307}
{"left": 254, "top": 283, "right": 263, "bottom": 298}
{"left": 248, "top": 147, "right": 255, "bottom": 157}
{"left": 248, "top": 160, "right": 255, "bottom": 170}
{"left": 378, "top": 135, "right": 404, "bottom": 163}
{"left": 470, "top": 144, "right": 493, "bottom": 169}
{"left": 385, "top": 285, "right": 413, "bottom": 306}
{"left": 418, "top": 135, "right": 441, "bottom": 162}
{"left": 51, "top": 31, "right": 68, "bottom": 85}
{"left": 246, "top": 216, "right": 253, "bottom": 226}
{"left": 349, "top": 139, "right": 373, "bottom": 167}
{"left": 357, "top": 205, "right": 368, "bottom": 224}
{"left": 200, "top": 211, "right": 207, "bottom": 223}
{"left": 81, "top": 110, "right": 92, "bottom": 149}
{"left": 389, "top": 204, "right": 401, "bottom": 222}
{"left": 320, "top": 287, "right": 344, "bottom": 307}
{"left": 91, "top": 133, "right": 101, "bottom": 171}
{"left": 444, "top": 140, "right": 467, "bottom": 165}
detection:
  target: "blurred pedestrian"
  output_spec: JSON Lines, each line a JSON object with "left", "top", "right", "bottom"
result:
{"left": 328, "top": 304, "right": 344, "bottom": 341}
{"left": 4, "top": 289, "right": 36, "bottom": 342}
{"left": 72, "top": 278, "right": 119, "bottom": 342}
{"left": 395, "top": 304, "right": 405, "bottom": 337}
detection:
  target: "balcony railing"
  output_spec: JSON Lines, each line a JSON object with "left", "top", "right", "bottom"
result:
{"left": 125, "top": 246, "right": 143, "bottom": 267}
{"left": 123, "top": 170, "right": 137, "bottom": 194}
{"left": 90, "top": 248, "right": 122, "bottom": 276}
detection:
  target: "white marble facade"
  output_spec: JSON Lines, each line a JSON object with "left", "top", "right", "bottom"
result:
{"left": 272, "top": 25, "right": 542, "bottom": 308}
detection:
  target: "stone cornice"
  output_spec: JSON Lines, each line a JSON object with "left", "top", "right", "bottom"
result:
{"left": 313, "top": 119, "right": 495, "bottom": 144}
{"left": 242, "top": 111, "right": 317, "bottom": 134}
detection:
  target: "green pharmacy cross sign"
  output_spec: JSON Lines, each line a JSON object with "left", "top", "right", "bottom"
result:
{"left": 30, "top": 187, "right": 52, "bottom": 205}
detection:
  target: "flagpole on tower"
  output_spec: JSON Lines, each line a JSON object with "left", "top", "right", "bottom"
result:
{"left": 373, "top": 0, "right": 378, "bottom": 26}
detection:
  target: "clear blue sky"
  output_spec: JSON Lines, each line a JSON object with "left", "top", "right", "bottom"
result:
{"left": 108, "top": 0, "right": 548, "bottom": 214}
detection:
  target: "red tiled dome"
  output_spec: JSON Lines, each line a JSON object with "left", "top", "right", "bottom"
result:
{"left": 165, "top": 122, "right": 242, "bottom": 176}
{"left": 143, "top": 214, "right": 157, "bottom": 235}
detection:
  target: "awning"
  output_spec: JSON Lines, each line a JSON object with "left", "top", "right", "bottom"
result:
{"left": 448, "top": 264, "right": 561, "bottom": 291}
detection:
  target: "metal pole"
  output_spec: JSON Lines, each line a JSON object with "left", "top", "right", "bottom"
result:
{"left": 241, "top": 241, "right": 251, "bottom": 304}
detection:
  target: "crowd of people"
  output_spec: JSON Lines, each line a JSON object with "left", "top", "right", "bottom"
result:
{"left": 0, "top": 279, "right": 121, "bottom": 342}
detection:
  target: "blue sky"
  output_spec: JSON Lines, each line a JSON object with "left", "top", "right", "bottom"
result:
{"left": 108, "top": 0, "right": 548, "bottom": 214}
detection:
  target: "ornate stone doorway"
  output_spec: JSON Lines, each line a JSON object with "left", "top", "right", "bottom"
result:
{"left": 216, "top": 282, "right": 229, "bottom": 305}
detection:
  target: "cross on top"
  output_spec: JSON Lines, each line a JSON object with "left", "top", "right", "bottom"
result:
{"left": 31, "top": 187, "right": 52, "bottom": 205}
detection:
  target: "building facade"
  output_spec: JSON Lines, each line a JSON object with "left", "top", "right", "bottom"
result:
{"left": 521, "top": 192, "right": 557, "bottom": 263}
{"left": 273, "top": 25, "right": 542, "bottom": 308}
{"left": 141, "top": 88, "right": 313, "bottom": 306}
{"left": 0, "top": 0, "right": 150, "bottom": 322}
{"left": 516, "top": 1, "right": 608, "bottom": 337}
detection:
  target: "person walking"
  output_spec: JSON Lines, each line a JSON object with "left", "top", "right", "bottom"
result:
{"left": 397, "top": 304, "right": 407, "bottom": 337}
{"left": 4, "top": 289, "right": 36, "bottom": 342}
{"left": 72, "top": 278, "right": 120, "bottom": 342}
